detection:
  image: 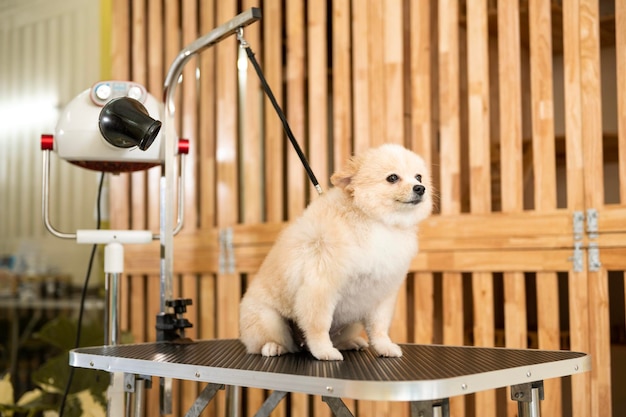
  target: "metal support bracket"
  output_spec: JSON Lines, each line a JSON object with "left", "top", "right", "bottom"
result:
{"left": 183, "top": 383, "right": 224, "bottom": 417}
{"left": 253, "top": 391, "right": 288, "bottom": 417}
{"left": 123, "top": 373, "right": 152, "bottom": 392}
{"left": 410, "top": 398, "right": 450, "bottom": 417}
{"left": 322, "top": 397, "right": 355, "bottom": 417}
{"left": 219, "top": 227, "right": 235, "bottom": 274}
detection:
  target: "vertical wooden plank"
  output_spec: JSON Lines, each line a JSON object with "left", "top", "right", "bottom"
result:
{"left": 350, "top": 5, "right": 371, "bottom": 416}
{"left": 258, "top": 0, "right": 286, "bottom": 413}
{"left": 579, "top": 0, "right": 612, "bottom": 415}
{"left": 618, "top": 0, "right": 626, "bottom": 204}
{"left": 467, "top": 0, "right": 495, "bottom": 411}
{"left": 438, "top": 0, "right": 461, "bottom": 216}
{"left": 561, "top": 6, "right": 591, "bottom": 417}
{"left": 130, "top": 0, "right": 147, "bottom": 230}
{"left": 529, "top": 0, "right": 557, "bottom": 211}
{"left": 497, "top": 0, "right": 523, "bottom": 213}
{"left": 352, "top": 0, "right": 370, "bottom": 152}
{"left": 119, "top": 2, "right": 153, "bottom": 416}
{"left": 467, "top": 0, "right": 491, "bottom": 215}
{"left": 241, "top": 0, "right": 263, "bottom": 225}
{"left": 263, "top": 0, "right": 284, "bottom": 223}
{"left": 197, "top": 6, "right": 217, "bottom": 413}
{"left": 413, "top": 273, "right": 434, "bottom": 344}
{"left": 146, "top": 0, "right": 162, "bottom": 236}
{"left": 242, "top": 1, "right": 265, "bottom": 414}
{"left": 409, "top": 1, "right": 436, "bottom": 349}
{"left": 367, "top": 0, "right": 385, "bottom": 148}
{"left": 286, "top": 0, "right": 307, "bottom": 220}
{"left": 286, "top": 2, "right": 310, "bottom": 415}
{"left": 383, "top": 0, "right": 403, "bottom": 146}
{"left": 215, "top": 1, "right": 240, "bottom": 416}
{"left": 410, "top": 0, "right": 432, "bottom": 157}
{"left": 179, "top": 0, "right": 200, "bottom": 413}
{"left": 496, "top": 2, "right": 527, "bottom": 416}
{"left": 109, "top": 0, "right": 131, "bottom": 337}
{"left": 308, "top": 0, "right": 329, "bottom": 194}
{"left": 199, "top": 0, "right": 216, "bottom": 230}
{"left": 385, "top": 5, "right": 405, "bottom": 417}
{"left": 439, "top": 1, "right": 463, "bottom": 416}
{"left": 108, "top": 0, "right": 131, "bottom": 347}
{"left": 527, "top": 1, "right": 562, "bottom": 416}
{"left": 181, "top": 0, "right": 198, "bottom": 230}
{"left": 307, "top": 3, "right": 330, "bottom": 417}
{"left": 332, "top": 0, "right": 352, "bottom": 172}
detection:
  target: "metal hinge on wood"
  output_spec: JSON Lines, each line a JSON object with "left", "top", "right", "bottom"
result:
{"left": 570, "top": 209, "right": 601, "bottom": 273}
{"left": 570, "top": 211, "right": 585, "bottom": 272}
{"left": 570, "top": 241, "right": 584, "bottom": 273}
{"left": 586, "top": 209, "right": 601, "bottom": 272}
{"left": 586, "top": 208, "right": 599, "bottom": 238}
{"left": 588, "top": 242, "right": 601, "bottom": 272}
{"left": 219, "top": 228, "right": 235, "bottom": 274}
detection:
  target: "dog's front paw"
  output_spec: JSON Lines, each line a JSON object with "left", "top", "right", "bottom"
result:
{"left": 372, "top": 341, "right": 402, "bottom": 358}
{"left": 310, "top": 346, "right": 344, "bottom": 361}
{"left": 335, "top": 336, "right": 369, "bottom": 351}
{"left": 261, "top": 342, "right": 289, "bottom": 357}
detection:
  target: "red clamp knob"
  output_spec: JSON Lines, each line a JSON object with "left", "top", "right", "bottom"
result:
{"left": 41, "top": 134, "right": 54, "bottom": 151}
{"left": 178, "top": 138, "right": 190, "bottom": 155}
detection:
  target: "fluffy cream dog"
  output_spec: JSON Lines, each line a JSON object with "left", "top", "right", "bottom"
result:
{"left": 239, "top": 144, "right": 432, "bottom": 360}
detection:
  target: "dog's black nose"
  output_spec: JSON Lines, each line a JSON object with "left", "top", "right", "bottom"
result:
{"left": 413, "top": 184, "right": 425, "bottom": 196}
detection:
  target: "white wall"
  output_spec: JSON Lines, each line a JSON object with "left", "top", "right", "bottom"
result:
{"left": 0, "top": 0, "right": 103, "bottom": 284}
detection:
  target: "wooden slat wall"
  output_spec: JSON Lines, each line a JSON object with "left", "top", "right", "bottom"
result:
{"left": 108, "top": 1, "right": 625, "bottom": 416}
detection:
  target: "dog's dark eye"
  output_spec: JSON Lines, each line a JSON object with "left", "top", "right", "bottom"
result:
{"left": 415, "top": 174, "right": 422, "bottom": 182}
{"left": 386, "top": 174, "right": 399, "bottom": 183}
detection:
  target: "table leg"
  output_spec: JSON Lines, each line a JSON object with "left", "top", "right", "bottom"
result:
{"left": 410, "top": 399, "right": 450, "bottom": 417}
{"left": 511, "top": 381, "right": 544, "bottom": 417}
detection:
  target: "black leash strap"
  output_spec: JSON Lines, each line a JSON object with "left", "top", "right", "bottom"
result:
{"left": 237, "top": 29, "right": 323, "bottom": 195}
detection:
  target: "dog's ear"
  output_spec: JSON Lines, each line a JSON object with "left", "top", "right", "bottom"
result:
{"left": 330, "top": 156, "right": 360, "bottom": 189}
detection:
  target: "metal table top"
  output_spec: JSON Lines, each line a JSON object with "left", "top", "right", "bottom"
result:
{"left": 70, "top": 339, "right": 589, "bottom": 401}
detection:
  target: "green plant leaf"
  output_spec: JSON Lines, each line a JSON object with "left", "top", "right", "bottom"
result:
{"left": 36, "top": 317, "right": 104, "bottom": 351}
{"left": 30, "top": 353, "right": 108, "bottom": 404}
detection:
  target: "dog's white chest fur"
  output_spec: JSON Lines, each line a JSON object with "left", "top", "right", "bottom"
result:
{"left": 331, "top": 222, "right": 417, "bottom": 326}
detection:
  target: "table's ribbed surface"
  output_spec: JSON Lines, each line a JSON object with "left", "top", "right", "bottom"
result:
{"left": 70, "top": 339, "right": 590, "bottom": 401}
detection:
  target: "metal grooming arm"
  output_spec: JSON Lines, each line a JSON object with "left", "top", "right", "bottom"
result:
{"left": 158, "top": 8, "right": 261, "bottom": 414}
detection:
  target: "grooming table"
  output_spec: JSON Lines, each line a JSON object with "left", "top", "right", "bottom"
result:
{"left": 70, "top": 339, "right": 590, "bottom": 417}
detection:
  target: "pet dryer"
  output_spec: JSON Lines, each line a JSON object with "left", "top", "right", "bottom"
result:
{"left": 41, "top": 79, "right": 190, "bottom": 417}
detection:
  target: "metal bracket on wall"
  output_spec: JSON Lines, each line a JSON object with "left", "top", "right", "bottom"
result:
{"left": 219, "top": 228, "right": 235, "bottom": 274}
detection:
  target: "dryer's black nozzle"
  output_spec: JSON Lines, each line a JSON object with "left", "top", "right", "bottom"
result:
{"left": 98, "top": 97, "right": 161, "bottom": 151}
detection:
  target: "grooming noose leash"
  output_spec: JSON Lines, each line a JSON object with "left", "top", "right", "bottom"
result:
{"left": 237, "top": 28, "right": 323, "bottom": 196}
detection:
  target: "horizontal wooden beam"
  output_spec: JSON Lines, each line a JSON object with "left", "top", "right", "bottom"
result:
{"left": 124, "top": 211, "right": 578, "bottom": 274}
